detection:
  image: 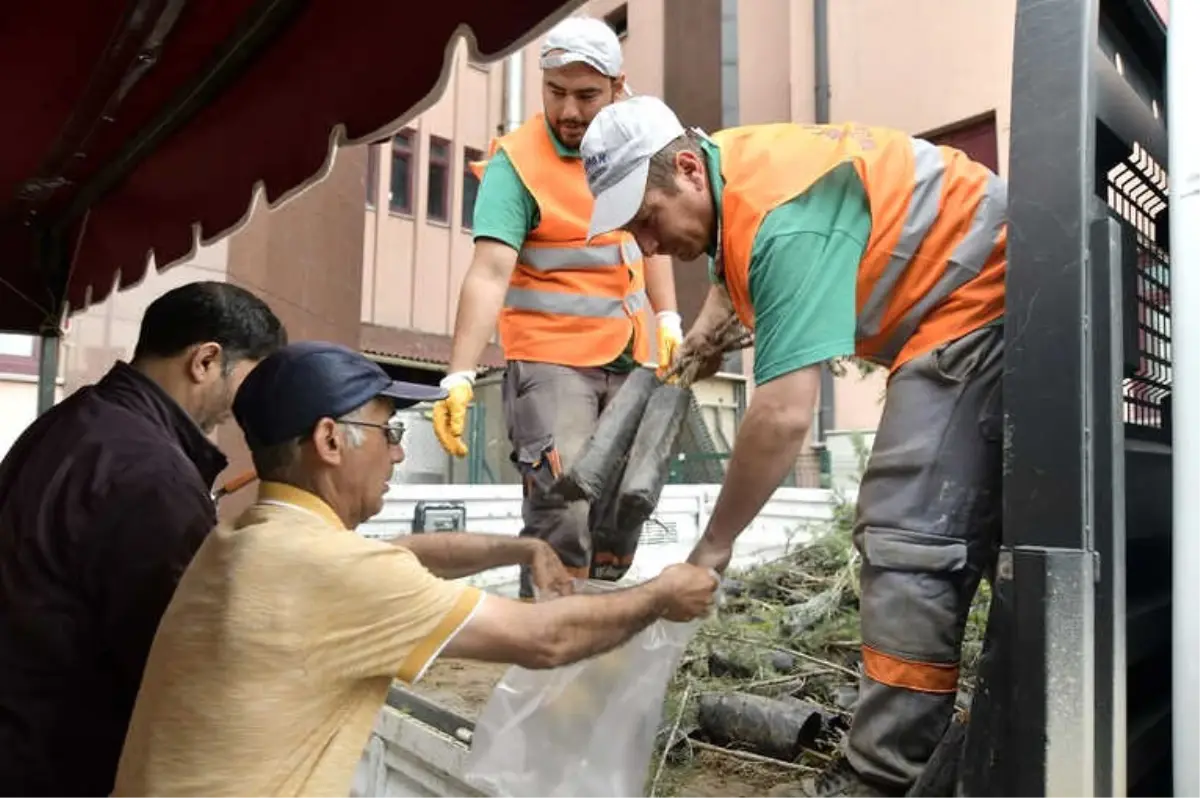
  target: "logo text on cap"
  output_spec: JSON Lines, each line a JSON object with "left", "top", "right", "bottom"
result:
{"left": 584, "top": 151, "right": 608, "bottom": 175}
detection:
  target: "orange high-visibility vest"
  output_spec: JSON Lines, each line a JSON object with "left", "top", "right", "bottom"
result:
{"left": 469, "top": 115, "right": 652, "bottom": 367}
{"left": 713, "top": 122, "right": 1006, "bottom": 371}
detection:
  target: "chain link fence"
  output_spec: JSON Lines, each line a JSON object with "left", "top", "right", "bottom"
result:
{"left": 390, "top": 375, "right": 873, "bottom": 491}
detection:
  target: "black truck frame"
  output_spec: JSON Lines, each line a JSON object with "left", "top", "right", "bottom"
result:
{"left": 959, "top": 1, "right": 1195, "bottom": 795}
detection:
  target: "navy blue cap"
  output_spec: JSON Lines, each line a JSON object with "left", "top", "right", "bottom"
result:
{"left": 233, "top": 341, "right": 447, "bottom": 448}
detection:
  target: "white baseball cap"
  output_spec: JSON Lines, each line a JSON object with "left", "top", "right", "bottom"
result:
{"left": 540, "top": 16, "right": 623, "bottom": 77}
{"left": 582, "top": 95, "right": 686, "bottom": 240}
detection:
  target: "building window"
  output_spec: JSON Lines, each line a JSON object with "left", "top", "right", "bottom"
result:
{"left": 365, "top": 145, "right": 379, "bottom": 207}
{"left": 427, "top": 136, "right": 451, "bottom": 223}
{"left": 390, "top": 129, "right": 415, "bottom": 214}
{"left": 0, "top": 333, "right": 38, "bottom": 377}
{"left": 605, "top": 4, "right": 628, "bottom": 40}
{"left": 462, "top": 147, "right": 483, "bottom": 230}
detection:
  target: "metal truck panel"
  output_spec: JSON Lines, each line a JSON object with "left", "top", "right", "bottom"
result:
{"left": 976, "top": 1, "right": 1173, "bottom": 795}
{"left": 352, "top": 696, "right": 484, "bottom": 792}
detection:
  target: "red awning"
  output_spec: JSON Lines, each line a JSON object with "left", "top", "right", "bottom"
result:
{"left": 1, "top": 0, "right": 583, "bottom": 335}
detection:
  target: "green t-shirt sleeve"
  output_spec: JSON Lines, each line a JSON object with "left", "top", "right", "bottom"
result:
{"left": 470, "top": 149, "right": 539, "bottom": 252}
{"left": 748, "top": 163, "right": 871, "bottom": 385}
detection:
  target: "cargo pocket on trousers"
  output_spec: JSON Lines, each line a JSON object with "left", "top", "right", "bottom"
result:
{"left": 863, "top": 526, "right": 968, "bottom": 573}
{"left": 505, "top": 363, "right": 563, "bottom": 499}
{"left": 511, "top": 436, "right": 562, "bottom": 498}
{"left": 860, "top": 526, "right": 969, "bottom": 664}
{"left": 924, "top": 324, "right": 1002, "bottom": 385}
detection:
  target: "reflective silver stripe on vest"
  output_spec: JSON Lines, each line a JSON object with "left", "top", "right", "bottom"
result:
{"left": 626, "top": 289, "right": 649, "bottom": 313}
{"left": 853, "top": 136, "right": 1007, "bottom": 366}
{"left": 505, "top": 287, "right": 650, "bottom": 318}
{"left": 872, "top": 171, "right": 1008, "bottom": 366}
{"left": 856, "top": 137, "right": 946, "bottom": 340}
{"left": 518, "top": 239, "right": 643, "bottom": 271}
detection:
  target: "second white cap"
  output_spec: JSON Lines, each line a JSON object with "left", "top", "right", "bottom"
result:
{"left": 581, "top": 95, "right": 687, "bottom": 240}
{"left": 539, "top": 16, "right": 623, "bottom": 78}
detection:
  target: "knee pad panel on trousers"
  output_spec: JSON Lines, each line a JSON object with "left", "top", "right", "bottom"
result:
{"left": 858, "top": 525, "right": 970, "bottom": 675}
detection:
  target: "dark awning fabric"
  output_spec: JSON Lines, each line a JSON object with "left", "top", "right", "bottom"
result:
{"left": 1, "top": 0, "right": 584, "bottom": 334}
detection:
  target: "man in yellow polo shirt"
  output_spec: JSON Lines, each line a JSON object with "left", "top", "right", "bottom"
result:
{"left": 112, "top": 341, "right": 718, "bottom": 797}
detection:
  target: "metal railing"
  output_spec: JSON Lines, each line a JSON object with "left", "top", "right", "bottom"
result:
{"left": 666, "top": 450, "right": 829, "bottom": 488}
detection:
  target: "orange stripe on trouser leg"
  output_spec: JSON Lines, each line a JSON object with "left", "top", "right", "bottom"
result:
{"left": 862, "top": 645, "right": 959, "bottom": 694}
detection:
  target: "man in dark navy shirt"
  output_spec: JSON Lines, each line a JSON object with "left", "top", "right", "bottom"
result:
{"left": 0, "top": 281, "right": 286, "bottom": 796}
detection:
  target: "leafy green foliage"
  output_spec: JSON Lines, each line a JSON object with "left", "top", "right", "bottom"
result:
{"left": 647, "top": 450, "right": 992, "bottom": 796}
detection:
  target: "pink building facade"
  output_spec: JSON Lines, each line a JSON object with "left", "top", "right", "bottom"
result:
{"left": 10, "top": 0, "right": 1019, "bottom": 495}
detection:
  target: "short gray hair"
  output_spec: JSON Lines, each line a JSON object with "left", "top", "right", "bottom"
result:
{"left": 646, "top": 130, "right": 705, "bottom": 194}
{"left": 250, "top": 407, "right": 367, "bottom": 482}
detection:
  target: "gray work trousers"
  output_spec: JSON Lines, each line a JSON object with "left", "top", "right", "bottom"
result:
{"left": 501, "top": 360, "right": 641, "bottom": 597}
{"left": 846, "top": 324, "right": 1004, "bottom": 791}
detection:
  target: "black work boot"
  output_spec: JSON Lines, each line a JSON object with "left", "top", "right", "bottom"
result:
{"left": 799, "top": 759, "right": 906, "bottom": 797}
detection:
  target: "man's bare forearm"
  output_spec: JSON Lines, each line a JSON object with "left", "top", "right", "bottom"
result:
{"left": 536, "top": 583, "right": 667, "bottom": 666}
{"left": 703, "top": 404, "right": 810, "bottom": 549}
{"left": 703, "top": 369, "right": 819, "bottom": 550}
{"left": 395, "top": 532, "right": 536, "bottom": 578}
{"left": 644, "top": 254, "right": 678, "bottom": 314}
{"left": 446, "top": 242, "right": 518, "bottom": 375}
{"left": 446, "top": 271, "right": 509, "bottom": 375}
{"left": 688, "top": 284, "right": 735, "bottom": 341}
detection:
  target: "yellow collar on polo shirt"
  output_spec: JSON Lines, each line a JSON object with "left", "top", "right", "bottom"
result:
{"left": 256, "top": 481, "right": 348, "bottom": 530}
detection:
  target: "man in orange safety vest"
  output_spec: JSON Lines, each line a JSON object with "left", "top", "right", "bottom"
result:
{"left": 432, "top": 18, "right": 682, "bottom": 598}
{"left": 581, "top": 94, "right": 1007, "bottom": 797}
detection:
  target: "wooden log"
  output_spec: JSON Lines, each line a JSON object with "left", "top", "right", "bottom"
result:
{"left": 697, "top": 692, "right": 825, "bottom": 762}
{"left": 553, "top": 367, "right": 659, "bottom": 502}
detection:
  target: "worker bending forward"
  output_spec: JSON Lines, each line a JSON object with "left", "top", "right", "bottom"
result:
{"left": 433, "top": 17, "right": 681, "bottom": 597}
{"left": 581, "top": 95, "right": 1006, "bottom": 797}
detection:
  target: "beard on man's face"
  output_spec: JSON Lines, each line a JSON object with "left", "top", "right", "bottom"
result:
{"left": 196, "top": 379, "right": 236, "bottom": 435}
{"left": 553, "top": 118, "right": 586, "bottom": 147}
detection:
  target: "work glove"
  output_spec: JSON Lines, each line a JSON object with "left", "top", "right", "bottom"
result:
{"left": 432, "top": 371, "right": 474, "bottom": 458}
{"left": 670, "top": 332, "right": 726, "bottom": 383}
{"left": 656, "top": 310, "right": 683, "bottom": 381}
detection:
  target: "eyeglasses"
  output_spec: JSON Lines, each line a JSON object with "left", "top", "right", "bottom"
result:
{"left": 339, "top": 420, "right": 405, "bottom": 446}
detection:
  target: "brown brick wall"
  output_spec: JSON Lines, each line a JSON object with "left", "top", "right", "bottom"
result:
{"left": 215, "top": 145, "right": 368, "bottom": 518}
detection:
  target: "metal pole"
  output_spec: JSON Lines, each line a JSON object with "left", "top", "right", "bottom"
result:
{"left": 1169, "top": 1, "right": 1200, "bottom": 792}
{"left": 715, "top": 0, "right": 746, "bottom": 378}
{"left": 35, "top": 334, "right": 59, "bottom": 415}
{"left": 720, "top": 0, "right": 739, "bottom": 128}
{"left": 504, "top": 52, "right": 524, "bottom": 133}
{"left": 813, "top": 0, "right": 836, "bottom": 445}
{"left": 813, "top": 0, "right": 830, "bottom": 122}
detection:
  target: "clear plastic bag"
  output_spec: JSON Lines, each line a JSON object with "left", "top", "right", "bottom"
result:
{"left": 463, "top": 580, "right": 699, "bottom": 797}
